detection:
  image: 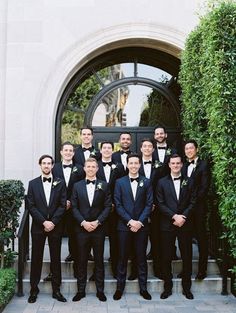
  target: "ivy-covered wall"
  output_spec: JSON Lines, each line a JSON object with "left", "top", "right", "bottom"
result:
{"left": 179, "top": 0, "right": 236, "bottom": 266}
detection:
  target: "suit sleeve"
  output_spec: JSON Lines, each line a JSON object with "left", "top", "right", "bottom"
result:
{"left": 71, "top": 184, "right": 86, "bottom": 224}
{"left": 197, "top": 161, "right": 210, "bottom": 199}
{"left": 156, "top": 181, "right": 176, "bottom": 219}
{"left": 137, "top": 180, "right": 153, "bottom": 223}
{"left": 97, "top": 185, "right": 112, "bottom": 224}
{"left": 114, "top": 180, "right": 132, "bottom": 223}
{"left": 51, "top": 182, "right": 67, "bottom": 225}
{"left": 182, "top": 181, "right": 197, "bottom": 218}
{"left": 27, "top": 182, "right": 46, "bottom": 225}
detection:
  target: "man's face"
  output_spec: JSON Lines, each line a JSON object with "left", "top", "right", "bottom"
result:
{"left": 81, "top": 129, "right": 93, "bottom": 146}
{"left": 119, "top": 134, "right": 132, "bottom": 150}
{"left": 101, "top": 143, "right": 113, "bottom": 159}
{"left": 185, "top": 143, "right": 198, "bottom": 160}
{"left": 60, "top": 144, "right": 74, "bottom": 162}
{"left": 127, "top": 157, "right": 141, "bottom": 176}
{"left": 140, "top": 141, "right": 154, "bottom": 158}
{"left": 84, "top": 160, "right": 98, "bottom": 178}
{"left": 40, "top": 157, "right": 53, "bottom": 176}
{"left": 154, "top": 128, "right": 167, "bottom": 144}
{"left": 169, "top": 157, "right": 182, "bottom": 175}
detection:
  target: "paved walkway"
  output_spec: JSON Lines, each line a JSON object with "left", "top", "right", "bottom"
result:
{"left": 3, "top": 293, "right": 236, "bottom": 313}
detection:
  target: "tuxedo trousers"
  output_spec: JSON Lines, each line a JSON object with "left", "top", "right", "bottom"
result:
{"left": 160, "top": 230, "right": 192, "bottom": 292}
{"left": 30, "top": 231, "right": 62, "bottom": 292}
{"left": 116, "top": 230, "right": 148, "bottom": 292}
{"left": 75, "top": 231, "right": 105, "bottom": 293}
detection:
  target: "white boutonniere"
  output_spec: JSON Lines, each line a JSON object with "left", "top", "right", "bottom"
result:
{"left": 52, "top": 179, "right": 61, "bottom": 188}
{"left": 72, "top": 166, "right": 78, "bottom": 173}
{"left": 111, "top": 164, "right": 117, "bottom": 170}
{"left": 181, "top": 179, "right": 188, "bottom": 188}
{"left": 138, "top": 180, "right": 144, "bottom": 188}
{"left": 96, "top": 182, "right": 103, "bottom": 191}
{"left": 166, "top": 148, "right": 172, "bottom": 156}
{"left": 90, "top": 149, "right": 97, "bottom": 157}
{"left": 153, "top": 160, "right": 163, "bottom": 168}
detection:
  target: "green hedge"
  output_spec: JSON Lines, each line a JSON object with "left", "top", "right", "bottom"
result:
{"left": 0, "top": 268, "right": 16, "bottom": 307}
{"left": 179, "top": 0, "right": 236, "bottom": 267}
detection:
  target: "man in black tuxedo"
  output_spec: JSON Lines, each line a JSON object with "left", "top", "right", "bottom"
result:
{"left": 27, "top": 155, "right": 67, "bottom": 303}
{"left": 112, "top": 132, "right": 133, "bottom": 173}
{"left": 73, "top": 127, "right": 101, "bottom": 166}
{"left": 113, "top": 154, "right": 153, "bottom": 301}
{"left": 156, "top": 154, "right": 196, "bottom": 300}
{"left": 97, "top": 141, "right": 125, "bottom": 277}
{"left": 71, "top": 158, "right": 112, "bottom": 302}
{"left": 182, "top": 140, "right": 210, "bottom": 280}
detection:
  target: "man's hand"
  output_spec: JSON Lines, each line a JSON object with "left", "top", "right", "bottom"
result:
{"left": 66, "top": 200, "right": 71, "bottom": 210}
{"left": 81, "top": 221, "right": 98, "bottom": 232}
{"left": 43, "top": 221, "right": 55, "bottom": 232}
{"left": 172, "top": 214, "right": 186, "bottom": 227}
{"left": 128, "top": 219, "right": 142, "bottom": 232}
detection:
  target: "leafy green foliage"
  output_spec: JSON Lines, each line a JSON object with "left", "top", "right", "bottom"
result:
{"left": 0, "top": 268, "right": 16, "bottom": 307}
{"left": 179, "top": 0, "right": 236, "bottom": 264}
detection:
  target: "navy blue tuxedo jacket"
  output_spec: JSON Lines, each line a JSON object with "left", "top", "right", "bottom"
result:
{"left": 96, "top": 160, "right": 125, "bottom": 200}
{"left": 71, "top": 179, "right": 112, "bottom": 233}
{"left": 27, "top": 176, "right": 67, "bottom": 234}
{"left": 73, "top": 145, "right": 101, "bottom": 166}
{"left": 156, "top": 175, "right": 196, "bottom": 232}
{"left": 52, "top": 162, "right": 85, "bottom": 200}
{"left": 182, "top": 159, "right": 210, "bottom": 208}
{"left": 114, "top": 175, "right": 153, "bottom": 231}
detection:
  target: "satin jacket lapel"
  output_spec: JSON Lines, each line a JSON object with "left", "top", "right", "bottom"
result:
{"left": 79, "top": 147, "right": 85, "bottom": 164}
{"left": 82, "top": 180, "right": 91, "bottom": 207}
{"left": 168, "top": 177, "right": 178, "bottom": 202}
{"left": 125, "top": 176, "right": 135, "bottom": 201}
{"left": 38, "top": 177, "right": 48, "bottom": 208}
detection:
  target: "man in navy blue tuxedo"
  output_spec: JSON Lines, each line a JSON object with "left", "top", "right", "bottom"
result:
{"left": 156, "top": 154, "right": 196, "bottom": 300}
{"left": 73, "top": 127, "right": 101, "bottom": 166}
{"left": 182, "top": 140, "right": 210, "bottom": 280}
{"left": 112, "top": 132, "right": 133, "bottom": 173}
{"left": 97, "top": 141, "right": 125, "bottom": 277}
{"left": 113, "top": 154, "right": 153, "bottom": 301}
{"left": 71, "top": 158, "right": 112, "bottom": 302}
{"left": 27, "top": 155, "right": 67, "bottom": 303}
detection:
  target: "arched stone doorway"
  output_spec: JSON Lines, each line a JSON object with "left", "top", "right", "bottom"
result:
{"left": 55, "top": 45, "right": 181, "bottom": 159}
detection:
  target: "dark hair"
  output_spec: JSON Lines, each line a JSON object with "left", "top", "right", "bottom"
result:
{"left": 100, "top": 141, "right": 114, "bottom": 149}
{"left": 127, "top": 153, "right": 141, "bottom": 164}
{"left": 119, "top": 132, "right": 132, "bottom": 138}
{"left": 60, "top": 141, "right": 74, "bottom": 151}
{"left": 80, "top": 126, "right": 94, "bottom": 135}
{"left": 140, "top": 138, "right": 154, "bottom": 148}
{"left": 169, "top": 153, "right": 182, "bottom": 162}
{"left": 38, "top": 154, "right": 54, "bottom": 165}
{"left": 154, "top": 125, "right": 167, "bottom": 133}
{"left": 184, "top": 139, "right": 198, "bottom": 149}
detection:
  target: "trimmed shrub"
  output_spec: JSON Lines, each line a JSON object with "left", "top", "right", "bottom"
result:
{"left": 0, "top": 268, "right": 16, "bottom": 307}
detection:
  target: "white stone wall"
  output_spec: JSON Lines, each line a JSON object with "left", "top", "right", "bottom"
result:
{"left": 0, "top": 0, "right": 205, "bottom": 187}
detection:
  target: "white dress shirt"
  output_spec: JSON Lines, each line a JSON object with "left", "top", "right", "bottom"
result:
{"left": 42, "top": 175, "right": 52, "bottom": 206}
{"left": 62, "top": 163, "right": 72, "bottom": 187}
{"left": 156, "top": 145, "right": 167, "bottom": 163}
{"left": 121, "top": 152, "right": 128, "bottom": 169}
{"left": 171, "top": 175, "right": 181, "bottom": 200}
{"left": 86, "top": 181, "right": 96, "bottom": 206}
{"left": 129, "top": 177, "right": 138, "bottom": 200}
{"left": 103, "top": 164, "right": 111, "bottom": 183}
{"left": 142, "top": 159, "right": 152, "bottom": 179}
{"left": 187, "top": 157, "right": 198, "bottom": 177}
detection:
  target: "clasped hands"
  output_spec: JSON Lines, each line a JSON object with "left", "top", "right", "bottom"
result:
{"left": 43, "top": 220, "right": 55, "bottom": 232}
{"left": 172, "top": 214, "right": 186, "bottom": 227}
{"left": 81, "top": 220, "right": 99, "bottom": 232}
{"left": 128, "top": 219, "right": 142, "bottom": 232}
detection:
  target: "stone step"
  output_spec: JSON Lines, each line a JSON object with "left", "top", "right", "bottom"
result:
{"left": 20, "top": 276, "right": 229, "bottom": 295}
{"left": 22, "top": 259, "right": 220, "bottom": 278}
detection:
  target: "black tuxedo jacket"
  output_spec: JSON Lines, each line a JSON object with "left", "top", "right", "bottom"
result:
{"left": 152, "top": 146, "right": 177, "bottom": 179}
{"left": 52, "top": 162, "right": 85, "bottom": 200}
{"left": 73, "top": 145, "right": 101, "bottom": 166}
{"left": 96, "top": 160, "right": 125, "bottom": 199}
{"left": 71, "top": 179, "right": 112, "bottom": 233}
{"left": 112, "top": 150, "right": 132, "bottom": 174}
{"left": 156, "top": 175, "right": 196, "bottom": 232}
{"left": 114, "top": 175, "right": 153, "bottom": 231}
{"left": 139, "top": 160, "right": 161, "bottom": 192}
{"left": 27, "top": 176, "right": 67, "bottom": 234}
{"left": 182, "top": 158, "right": 210, "bottom": 207}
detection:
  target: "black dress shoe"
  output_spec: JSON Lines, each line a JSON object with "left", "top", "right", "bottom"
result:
{"left": 128, "top": 273, "right": 137, "bottom": 280}
{"left": 43, "top": 272, "right": 52, "bottom": 282}
{"left": 72, "top": 292, "right": 86, "bottom": 302}
{"left": 113, "top": 290, "right": 122, "bottom": 300}
{"left": 65, "top": 254, "right": 73, "bottom": 262}
{"left": 52, "top": 291, "right": 67, "bottom": 302}
{"left": 89, "top": 273, "right": 95, "bottom": 281}
{"left": 177, "top": 272, "right": 183, "bottom": 278}
{"left": 183, "top": 290, "right": 194, "bottom": 299}
{"left": 195, "top": 272, "right": 207, "bottom": 280}
{"left": 96, "top": 292, "right": 107, "bottom": 302}
{"left": 88, "top": 253, "right": 94, "bottom": 261}
{"left": 154, "top": 271, "right": 163, "bottom": 279}
{"left": 160, "top": 290, "right": 172, "bottom": 299}
{"left": 28, "top": 294, "right": 37, "bottom": 303}
{"left": 140, "top": 290, "right": 152, "bottom": 300}
{"left": 146, "top": 252, "right": 153, "bottom": 260}
{"left": 172, "top": 254, "right": 179, "bottom": 260}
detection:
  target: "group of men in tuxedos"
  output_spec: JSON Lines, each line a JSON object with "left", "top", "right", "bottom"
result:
{"left": 27, "top": 126, "right": 210, "bottom": 304}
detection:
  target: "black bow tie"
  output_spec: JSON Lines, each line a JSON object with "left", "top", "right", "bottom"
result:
{"left": 157, "top": 147, "right": 166, "bottom": 150}
{"left": 102, "top": 161, "right": 112, "bottom": 167}
{"left": 43, "top": 177, "right": 52, "bottom": 183}
{"left": 144, "top": 160, "right": 152, "bottom": 165}
{"left": 173, "top": 176, "right": 181, "bottom": 181}
{"left": 86, "top": 179, "right": 96, "bottom": 185}
{"left": 188, "top": 160, "right": 195, "bottom": 166}
{"left": 120, "top": 150, "right": 131, "bottom": 155}
{"left": 82, "top": 147, "right": 92, "bottom": 152}
{"left": 130, "top": 177, "right": 139, "bottom": 183}
{"left": 63, "top": 164, "right": 73, "bottom": 169}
